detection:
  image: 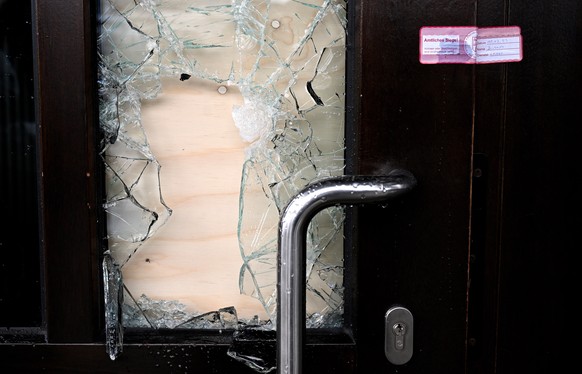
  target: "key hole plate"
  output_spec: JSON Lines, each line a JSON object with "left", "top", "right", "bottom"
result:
{"left": 385, "top": 306, "right": 413, "bottom": 365}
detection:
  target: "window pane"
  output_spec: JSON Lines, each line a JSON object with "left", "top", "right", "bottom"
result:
{"left": 0, "top": 0, "right": 41, "bottom": 327}
{"left": 99, "top": 0, "right": 347, "bottom": 335}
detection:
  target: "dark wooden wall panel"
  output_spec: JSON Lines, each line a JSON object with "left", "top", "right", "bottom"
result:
{"left": 495, "top": 1, "right": 580, "bottom": 372}
{"left": 472, "top": 0, "right": 581, "bottom": 373}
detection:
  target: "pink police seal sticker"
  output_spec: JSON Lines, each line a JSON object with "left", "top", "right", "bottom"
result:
{"left": 419, "top": 26, "right": 523, "bottom": 64}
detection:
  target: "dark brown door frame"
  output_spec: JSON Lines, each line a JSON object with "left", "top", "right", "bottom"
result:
{"left": 32, "top": 0, "right": 103, "bottom": 344}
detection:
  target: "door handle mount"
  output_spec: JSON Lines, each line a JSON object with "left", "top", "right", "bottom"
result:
{"left": 277, "top": 170, "right": 417, "bottom": 374}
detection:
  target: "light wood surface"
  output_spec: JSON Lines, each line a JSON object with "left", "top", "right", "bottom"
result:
{"left": 122, "top": 77, "right": 269, "bottom": 320}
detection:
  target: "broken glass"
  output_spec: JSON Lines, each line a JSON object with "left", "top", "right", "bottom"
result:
{"left": 98, "top": 0, "right": 347, "bottom": 358}
{"left": 103, "top": 253, "right": 123, "bottom": 360}
{"left": 227, "top": 327, "right": 277, "bottom": 373}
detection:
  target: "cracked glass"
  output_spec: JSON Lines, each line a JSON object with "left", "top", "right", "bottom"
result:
{"left": 98, "top": 0, "right": 347, "bottom": 360}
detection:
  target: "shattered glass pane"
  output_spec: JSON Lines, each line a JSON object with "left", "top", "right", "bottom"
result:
{"left": 98, "top": 0, "right": 347, "bottom": 340}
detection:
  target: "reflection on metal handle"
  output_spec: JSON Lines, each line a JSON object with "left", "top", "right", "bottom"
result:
{"left": 277, "top": 171, "right": 417, "bottom": 374}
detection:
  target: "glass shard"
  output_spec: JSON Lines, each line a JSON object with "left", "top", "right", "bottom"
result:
{"left": 227, "top": 327, "right": 277, "bottom": 373}
{"left": 103, "top": 252, "right": 123, "bottom": 360}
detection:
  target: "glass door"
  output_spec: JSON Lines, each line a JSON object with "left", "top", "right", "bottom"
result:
{"left": 97, "top": 1, "right": 475, "bottom": 372}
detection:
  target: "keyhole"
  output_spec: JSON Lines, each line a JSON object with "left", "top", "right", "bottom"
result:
{"left": 393, "top": 322, "right": 406, "bottom": 336}
{"left": 392, "top": 322, "right": 406, "bottom": 350}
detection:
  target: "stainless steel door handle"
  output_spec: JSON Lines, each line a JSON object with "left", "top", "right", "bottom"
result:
{"left": 277, "top": 170, "right": 417, "bottom": 374}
